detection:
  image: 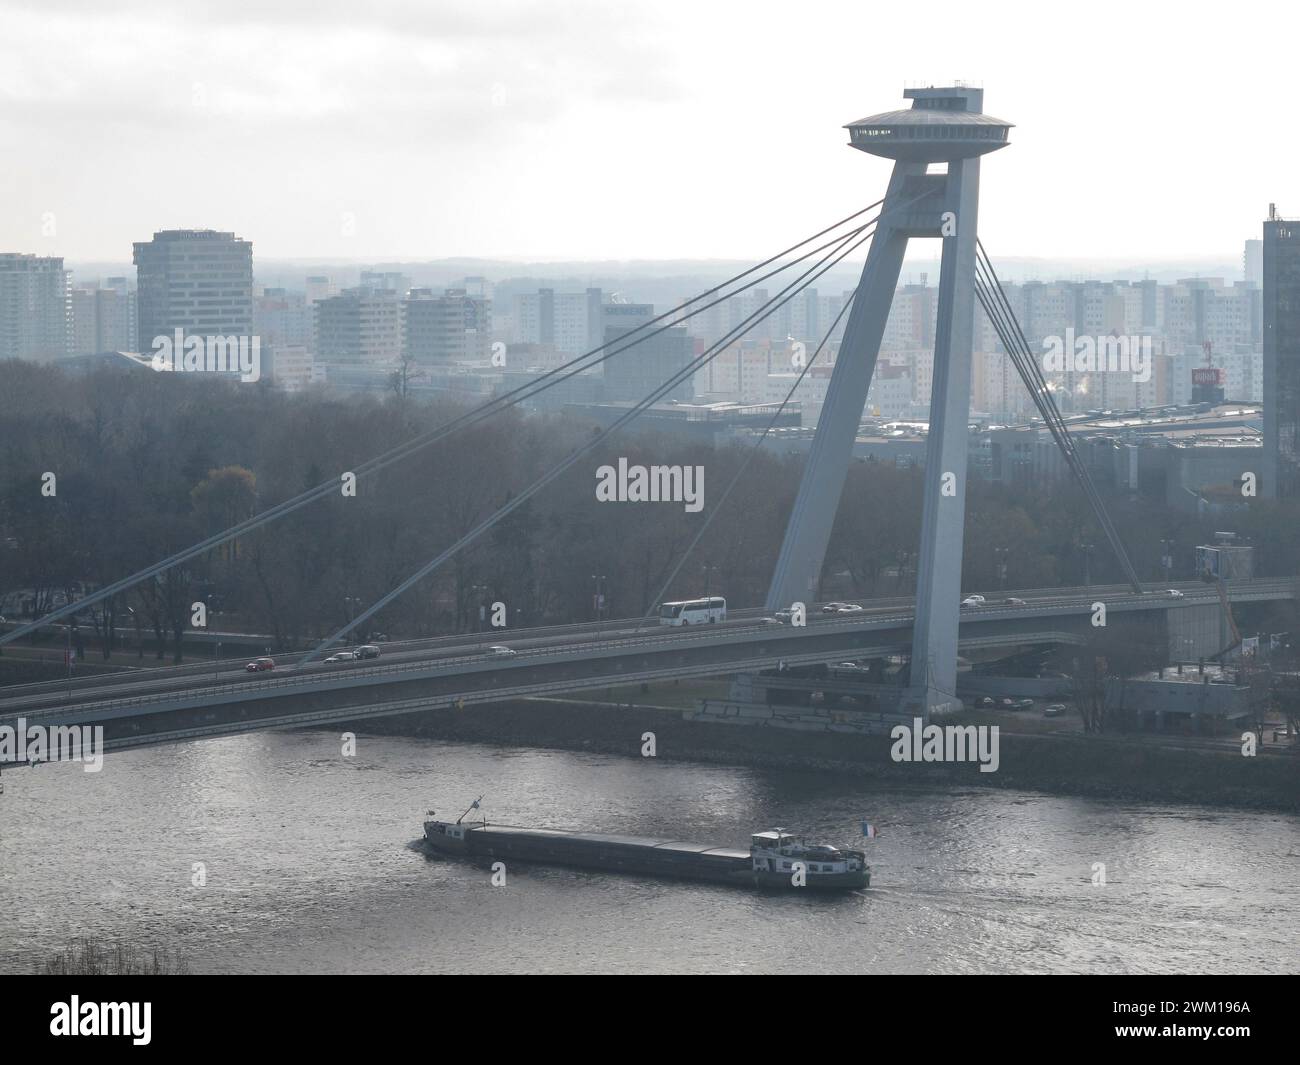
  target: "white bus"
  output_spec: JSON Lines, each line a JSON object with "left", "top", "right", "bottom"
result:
{"left": 659, "top": 597, "right": 727, "bottom": 626}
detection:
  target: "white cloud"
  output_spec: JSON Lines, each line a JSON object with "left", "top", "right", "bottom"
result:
{"left": 0, "top": 0, "right": 1292, "bottom": 264}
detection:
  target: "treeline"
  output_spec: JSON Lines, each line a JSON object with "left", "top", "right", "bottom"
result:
{"left": 2, "top": 360, "right": 1298, "bottom": 660}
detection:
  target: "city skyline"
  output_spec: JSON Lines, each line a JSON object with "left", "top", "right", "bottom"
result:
{"left": 2, "top": 0, "right": 1294, "bottom": 263}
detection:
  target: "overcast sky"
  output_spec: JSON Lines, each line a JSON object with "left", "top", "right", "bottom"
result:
{"left": 1, "top": 0, "right": 1293, "bottom": 266}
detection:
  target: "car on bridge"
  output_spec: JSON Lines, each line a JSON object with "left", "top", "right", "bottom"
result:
{"left": 833, "top": 604, "right": 864, "bottom": 614}
{"left": 1165, "top": 589, "right": 1184, "bottom": 598}
{"left": 355, "top": 644, "right": 381, "bottom": 659}
{"left": 821, "top": 602, "right": 853, "bottom": 613}
{"left": 961, "top": 595, "right": 986, "bottom": 607}
{"left": 1004, "top": 597, "right": 1027, "bottom": 606}
{"left": 487, "top": 645, "right": 517, "bottom": 657}
{"left": 245, "top": 657, "right": 275, "bottom": 672}
{"left": 324, "top": 652, "right": 357, "bottom": 663}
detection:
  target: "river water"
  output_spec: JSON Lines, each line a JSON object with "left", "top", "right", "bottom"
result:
{"left": 1, "top": 730, "right": 1295, "bottom": 974}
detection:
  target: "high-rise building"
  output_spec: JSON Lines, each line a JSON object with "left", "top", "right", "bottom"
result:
{"left": 0, "top": 253, "right": 70, "bottom": 362}
{"left": 514, "top": 288, "right": 602, "bottom": 356}
{"left": 882, "top": 283, "right": 936, "bottom": 352}
{"left": 70, "top": 287, "right": 97, "bottom": 356}
{"left": 70, "top": 278, "right": 138, "bottom": 355}
{"left": 1263, "top": 205, "right": 1300, "bottom": 498}
{"left": 404, "top": 287, "right": 492, "bottom": 365}
{"left": 314, "top": 287, "right": 403, "bottom": 365}
{"left": 132, "top": 230, "right": 253, "bottom": 349}
{"left": 102, "top": 277, "right": 138, "bottom": 352}
{"left": 600, "top": 301, "right": 693, "bottom": 403}
{"left": 1245, "top": 239, "right": 1264, "bottom": 285}
{"left": 255, "top": 287, "right": 310, "bottom": 348}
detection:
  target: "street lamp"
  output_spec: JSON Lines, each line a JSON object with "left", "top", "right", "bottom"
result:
{"left": 702, "top": 563, "right": 718, "bottom": 597}
{"left": 65, "top": 616, "right": 76, "bottom": 699}
{"left": 470, "top": 584, "right": 488, "bottom": 632}
{"left": 592, "top": 575, "right": 607, "bottom": 638}
{"left": 1160, "top": 539, "right": 1175, "bottom": 583}
{"left": 343, "top": 596, "right": 361, "bottom": 644}
{"left": 994, "top": 547, "right": 1009, "bottom": 590}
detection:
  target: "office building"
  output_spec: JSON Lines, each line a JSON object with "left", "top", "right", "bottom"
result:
{"left": 404, "top": 287, "right": 492, "bottom": 365}
{"left": 132, "top": 230, "right": 253, "bottom": 348}
{"left": 600, "top": 301, "right": 693, "bottom": 403}
{"left": 514, "top": 288, "right": 603, "bottom": 356}
{"left": 314, "top": 287, "right": 403, "bottom": 365}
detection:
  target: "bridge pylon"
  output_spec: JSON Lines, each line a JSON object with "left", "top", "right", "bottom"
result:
{"left": 763, "top": 86, "right": 1012, "bottom": 723}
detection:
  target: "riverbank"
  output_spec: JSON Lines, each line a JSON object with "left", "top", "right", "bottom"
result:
{"left": 342, "top": 697, "right": 1300, "bottom": 814}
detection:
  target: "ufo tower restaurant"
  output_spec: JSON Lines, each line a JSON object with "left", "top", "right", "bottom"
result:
{"left": 763, "top": 86, "right": 1013, "bottom": 720}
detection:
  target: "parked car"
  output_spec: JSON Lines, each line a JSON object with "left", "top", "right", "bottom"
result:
{"left": 1015, "top": 698, "right": 1035, "bottom": 709}
{"left": 1042, "top": 704, "right": 1066, "bottom": 718}
{"left": 245, "top": 657, "right": 275, "bottom": 672}
{"left": 355, "top": 644, "right": 381, "bottom": 659}
{"left": 975, "top": 696, "right": 995, "bottom": 708}
{"left": 997, "top": 697, "right": 1016, "bottom": 709}
{"left": 487, "top": 645, "right": 516, "bottom": 657}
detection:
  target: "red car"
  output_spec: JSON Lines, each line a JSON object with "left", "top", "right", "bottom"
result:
{"left": 245, "top": 657, "right": 275, "bottom": 672}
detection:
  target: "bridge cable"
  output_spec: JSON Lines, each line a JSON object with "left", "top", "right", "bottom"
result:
{"left": 0, "top": 202, "right": 884, "bottom": 649}
{"left": 972, "top": 242, "right": 1142, "bottom": 592}
{"left": 631, "top": 186, "right": 964, "bottom": 628}
{"left": 297, "top": 216, "right": 886, "bottom": 664}
{"left": 973, "top": 267, "right": 1133, "bottom": 589}
{"left": 634, "top": 267, "right": 864, "bottom": 627}
{"left": 973, "top": 250, "right": 1140, "bottom": 591}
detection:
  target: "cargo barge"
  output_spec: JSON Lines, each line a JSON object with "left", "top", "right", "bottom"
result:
{"left": 422, "top": 805, "right": 869, "bottom": 891}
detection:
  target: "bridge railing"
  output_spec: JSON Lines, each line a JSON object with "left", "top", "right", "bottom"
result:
{"left": 4, "top": 577, "right": 1294, "bottom": 724}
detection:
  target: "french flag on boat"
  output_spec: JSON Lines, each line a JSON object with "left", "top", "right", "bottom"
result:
{"left": 861, "top": 822, "right": 879, "bottom": 839}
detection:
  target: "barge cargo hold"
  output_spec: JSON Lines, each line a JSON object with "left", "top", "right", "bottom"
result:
{"left": 422, "top": 817, "right": 870, "bottom": 891}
